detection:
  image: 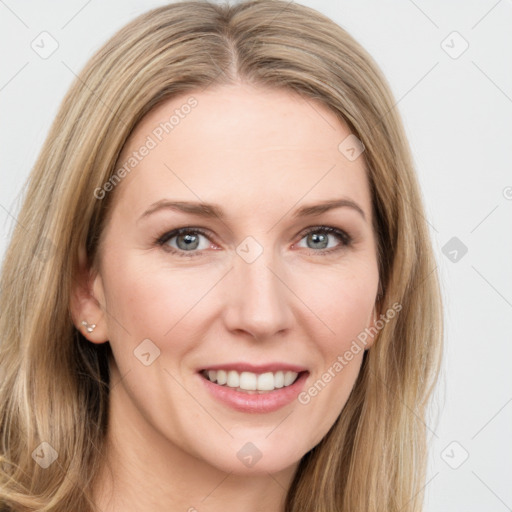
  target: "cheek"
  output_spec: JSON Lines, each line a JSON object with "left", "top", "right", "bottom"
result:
{"left": 293, "top": 260, "right": 377, "bottom": 345}
{"left": 290, "top": 263, "right": 376, "bottom": 429}
{"left": 100, "top": 254, "right": 215, "bottom": 348}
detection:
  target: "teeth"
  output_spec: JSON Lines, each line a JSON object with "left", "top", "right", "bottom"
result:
{"left": 240, "top": 372, "right": 257, "bottom": 390}
{"left": 216, "top": 369, "right": 227, "bottom": 385}
{"left": 227, "top": 370, "right": 239, "bottom": 388}
{"left": 203, "top": 369, "right": 299, "bottom": 391}
{"left": 284, "top": 371, "right": 297, "bottom": 386}
{"left": 257, "top": 372, "right": 274, "bottom": 391}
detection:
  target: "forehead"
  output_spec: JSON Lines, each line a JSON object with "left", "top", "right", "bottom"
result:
{"left": 112, "top": 83, "right": 371, "bottom": 220}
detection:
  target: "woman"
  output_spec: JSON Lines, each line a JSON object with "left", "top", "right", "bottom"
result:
{"left": 0, "top": 1, "right": 443, "bottom": 510}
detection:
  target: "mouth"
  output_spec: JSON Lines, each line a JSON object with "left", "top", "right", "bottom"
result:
{"left": 197, "top": 363, "right": 309, "bottom": 413}
{"left": 200, "top": 368, "right": 304, "bottom": 394}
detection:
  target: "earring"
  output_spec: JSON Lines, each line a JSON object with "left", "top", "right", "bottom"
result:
{"left": 81, "top": 320, "right": 96, "bottom": 333}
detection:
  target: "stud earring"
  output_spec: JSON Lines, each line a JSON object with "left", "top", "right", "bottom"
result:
{"left": 81, "top": 320, "right": 96, "bottom": 333}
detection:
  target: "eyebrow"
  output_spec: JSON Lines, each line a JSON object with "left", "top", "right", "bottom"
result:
{"left": 140, "top": 198, "right": 366, "bottom": 222}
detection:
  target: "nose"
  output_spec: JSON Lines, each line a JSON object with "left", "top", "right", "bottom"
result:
{"left": 222, "top": 249, "right": 294, "bottom": 341}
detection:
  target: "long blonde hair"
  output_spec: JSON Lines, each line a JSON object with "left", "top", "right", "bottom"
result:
{"left": 0, "top": 1, "right": 443, "bottom": 510}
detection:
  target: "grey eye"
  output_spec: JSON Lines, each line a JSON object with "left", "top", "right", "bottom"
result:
{"left": 163, "top": 230, "right": 210, "bottom": 252}
{"left": 297, "top": 228, "right": 345, "bottom": 251}
{"left": 175, "top": 233, "right": 200, "bottom": 250}
{"left": 306, "top": 232, "right": 329, "bottom": 249}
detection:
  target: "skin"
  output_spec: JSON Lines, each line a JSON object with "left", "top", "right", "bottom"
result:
{"left": 71, "top": 82, "right": 380, "bottom": 512}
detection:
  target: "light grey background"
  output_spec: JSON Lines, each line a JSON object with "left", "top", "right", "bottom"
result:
{"left": 1, "top": 1, "right": 511, "bottom": 510}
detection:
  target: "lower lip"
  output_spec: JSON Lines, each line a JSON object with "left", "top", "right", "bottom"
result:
{"left": 199, "top": 372, "right": 309, "bottom": 413}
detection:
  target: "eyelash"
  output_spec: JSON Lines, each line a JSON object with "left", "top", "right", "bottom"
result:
{"left": 155, "top": 225, "right": 353, "bottom": 258}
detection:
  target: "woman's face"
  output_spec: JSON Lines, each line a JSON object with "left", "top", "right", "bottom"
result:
{"left": 87, "top": 83, "right": 380, "bottom": 475}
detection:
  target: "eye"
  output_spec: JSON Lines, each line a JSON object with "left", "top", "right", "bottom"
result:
{"left": 156, "top": 225, "right": 352, "bottom": 257}
{"left": 156, "top": 227, "right": 213, "bottom": 256}
{"left": 296, "top": 226, "right": 352, "bottom": 252}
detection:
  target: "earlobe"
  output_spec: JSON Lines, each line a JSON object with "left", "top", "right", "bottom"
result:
{"left": 69, "top": 249, "right": 109, "bottom": 344}
{"left": 81, "top": 320, "right": 97, "bottom": 334}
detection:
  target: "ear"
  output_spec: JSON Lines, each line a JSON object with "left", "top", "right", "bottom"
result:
{"left": 69, "top": 247, "right": 109, "bottom": 344}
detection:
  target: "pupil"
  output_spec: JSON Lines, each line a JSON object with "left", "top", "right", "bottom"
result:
{"left": 177, "top": 233, "right": 199, "bottom": 250}
{"left": 309, "top": 232, "right": 328, "bottom": 249}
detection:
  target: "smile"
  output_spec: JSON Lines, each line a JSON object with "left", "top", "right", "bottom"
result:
{"left": 201, "top": 369, "right": 300, "bottom": 393}
{"left": 198, "top": 363, "right": 309, "bottom": 413}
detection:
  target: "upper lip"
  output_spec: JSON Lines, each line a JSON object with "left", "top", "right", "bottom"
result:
{"left": 199, "top": 362, "right": 308, "bottom": 373}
